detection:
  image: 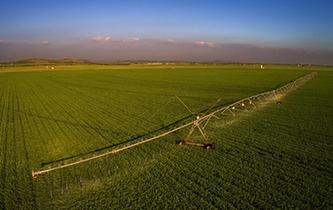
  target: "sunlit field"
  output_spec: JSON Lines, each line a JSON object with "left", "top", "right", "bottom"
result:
{"left": 0, "top": 64, "right": 332, "bottom": 209}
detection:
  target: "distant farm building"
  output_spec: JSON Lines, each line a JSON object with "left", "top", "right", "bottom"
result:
{"left": 45, "top": 66, "right": 55, "bottom": 70}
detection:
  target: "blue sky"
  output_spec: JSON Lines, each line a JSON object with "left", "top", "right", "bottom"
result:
{"left": 0, "top": 0, "right": 333, "bottom": 63}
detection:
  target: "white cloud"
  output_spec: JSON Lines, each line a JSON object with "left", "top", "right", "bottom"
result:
{"left": 92, "top": 36, "right": 112, "bottom": 42}
{"left": 166, "top": 38, "right": 175, "bottom": 43}
{"left": 104, "top": 36, "right": 112, "bottom": 41}
{"left": 131, "top": 37, "right": 140, "bottom": 41}
{"left": 194, "top": 40, "right": 215, "bottom": 48}
{"left": 157, "top": 38, "right": 177, "bottom": 45}
{"left": 121, "top": 37, "right": 141, "bottom": 42}
{"left": 41, "top": 40, "right": 50, "bottom": 45}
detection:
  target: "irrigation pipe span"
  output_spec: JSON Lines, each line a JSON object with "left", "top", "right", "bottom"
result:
{"left": 32, "top": 72, "right": 317, "bottom": 178}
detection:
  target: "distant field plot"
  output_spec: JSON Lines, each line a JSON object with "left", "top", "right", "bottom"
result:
{"left": 0, "top": 64, "right": 332, "bottom": 209}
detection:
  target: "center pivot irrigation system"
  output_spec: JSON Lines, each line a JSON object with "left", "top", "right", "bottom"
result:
{"left": 32, "top": 72, "right": 317, "bottom": 179}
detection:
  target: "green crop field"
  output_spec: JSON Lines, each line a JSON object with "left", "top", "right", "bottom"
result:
{"left": 0, "top": 64, "right": 332, "bottom": 209}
